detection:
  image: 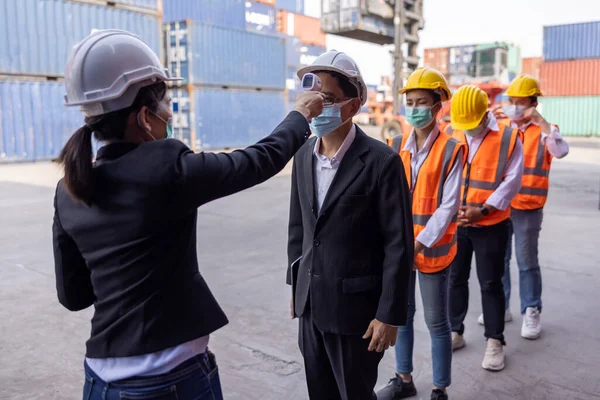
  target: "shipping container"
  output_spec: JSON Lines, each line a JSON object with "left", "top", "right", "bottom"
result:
{"left": 0, "top": 0, "right": 161, "bottom": 77}
{"left": 321, "top": 7, "right": 394, "bottom": 45}
{"left": 162, "top": 0, "right": 245, "bottom": 27}
{"left": 521, "top": 57, "right": 542, "bottom": 81}
{"left": 286, "top": 36, "right": 326, "bottom": 68}
{"left": 106, "top": 0, "right": 161, "bottom": 12}
{"left": 165, "top": 21, "right": 286, "bottom": 89}
{"left": 245, "top": 1, "right": 276, "bottom": 34}
{"left": 277, "top": 10, "right": 326, "bottom": 47}
{"left": 538, "top": 96, "right": 600, "bottom": 136}
{"left": 449, "top": 45, "right": 476, "bottom": 75}
{"left": 170, "top": 86, "right": 288, "bottom": 150}
{"left": 507, "top": 43, "right": 521, "bottom": 74}
{"left": 0, "top": 79, "right": 83, "bottom": 162}
{"left": 423, "top": 47, "right": 449, "bottom": 76}
{"left": 539, "top": 59, "right": 600, "bottom": 96}
{"left": 276, "top": 0, "right": 304, "bottom": 14}
{"left": 253, "top": 0, "right": 276, "bottom": 5}
{"left": 543, "top": 21, "right": 600, "bottom": 61}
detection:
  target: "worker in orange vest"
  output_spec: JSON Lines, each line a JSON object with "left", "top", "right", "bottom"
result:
{"left": 476, "top": 75, "right": 569, "bottom": 339}
{"left": 378, "top": 68, "right": 465, "bottom": 400}
{"left": 447, "top": 85, "right": 523, "bottom": 372}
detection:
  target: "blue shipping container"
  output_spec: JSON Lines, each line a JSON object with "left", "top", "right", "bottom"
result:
{"left": 162, "top": 0, "right": 245, "bottom": 28}
{"left": 543, "top": 21, "right": 600, "bottom": 61}
{"left": 165, "top": 21, "right": 286, "bottom": 89}
{"left": 0, "top": 80, "right": 83, "bottom": 162}
{"left": 169, "top": 86, "right": 193, "bottom": 148}
{"left": 109, "top": 0, "right": 160, "bottom": 11}
{"left": 245, "top": 2, "right": 276, "bottom": 34}
{"left": 286, "top": 36, "right": 326, "bottom": 68}
{"left": 0, "top": 0, "right": 161, "bottom": 77}
{"left": 170, "top": 86, "right": 287, "bottom": 150}
{"left": 277, "top": 0, "right": 304, "bottom": 14}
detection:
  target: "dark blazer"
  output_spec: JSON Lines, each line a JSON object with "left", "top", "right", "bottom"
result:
{"left": 287, "top": 127, "right": 414, "bottom": 335}
{"left": 53, "top": 112, "right": 310, "bottom": 358}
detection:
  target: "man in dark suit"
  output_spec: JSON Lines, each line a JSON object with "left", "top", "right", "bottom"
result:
{"left": 287, "top": 50, "right": 414, "bottom": 400}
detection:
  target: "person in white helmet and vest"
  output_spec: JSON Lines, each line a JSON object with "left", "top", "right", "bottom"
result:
{"left": 286, "top": 50, "right": 414, "bottom": 400}
{"left": 476, "top": 74, "right": 569, "bottom": 339}
{"left": 53, "top": 29, "right": 324, "bottom": 400}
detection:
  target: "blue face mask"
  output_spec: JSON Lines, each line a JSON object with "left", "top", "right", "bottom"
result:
{"left": 310, "top": 99, "right": 353, "bottom": 138}
{"left": 405, "top": 103, "right": 438, "bottom": 129}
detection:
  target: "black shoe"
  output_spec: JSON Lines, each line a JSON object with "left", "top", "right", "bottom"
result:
{"left": 376, "top": 374, "right": 417, "bottom": 399}
{"left": 430, "top": 389, "right": 448, "bottom": 400}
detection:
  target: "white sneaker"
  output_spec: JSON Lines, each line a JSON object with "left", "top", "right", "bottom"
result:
{"left": 478, "top": 310, "right": 513, "bottom": 325}
{"left": 452, "top": 332, "right": 466, "bottom": 351}
{"left": 482, "top": 339, "right": 505, "bottom": 371}
{"left": 521, "top": 307, "right": 541, "bottom": 339}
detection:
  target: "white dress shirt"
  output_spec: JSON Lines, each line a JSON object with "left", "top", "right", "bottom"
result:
{"left": 86, "top": 336, "right": 209, "bottom": 382}
{"left": 465, "top": 112, "right": 524, "bottom": 211}
{"left": 512, "top": 120, "right": 570, "bottom": 159}
{"left": 313, "top": 124, "right": 357, "bottom": 212}
{"left": 403, "top": 126, "right": 464, "bottom": 248}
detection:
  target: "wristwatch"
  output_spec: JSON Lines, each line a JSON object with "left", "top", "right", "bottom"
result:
{"left": 479, "top": 206, "right": 490, "bottom": 216}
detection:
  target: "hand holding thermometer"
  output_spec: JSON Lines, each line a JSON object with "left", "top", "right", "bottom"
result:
{"left": 302, "top": 73, "right": 322, "bottom": 92}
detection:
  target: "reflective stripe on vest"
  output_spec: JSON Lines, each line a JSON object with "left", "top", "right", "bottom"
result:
{"left": 452, "top": 124, "right": 519, "bottom": 226}
{"left": 389, "top": 131, "right": 464, "bottom": 272}
{"left": 511, "top": 124, "right": 553, "bottom": 210}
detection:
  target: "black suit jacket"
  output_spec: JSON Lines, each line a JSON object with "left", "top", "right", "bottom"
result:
{"left": 53, "top": 112, "right": 310, "bottom": 358}
{"left": 287, "top": 127, "right": 414, "bottom": 335}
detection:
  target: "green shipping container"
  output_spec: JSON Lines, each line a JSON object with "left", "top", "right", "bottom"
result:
{"left": 538, "top": 96, "right": 600, "bottom": 137}
{"left": 507, "top": 44, "right": 521, "bottom": 75}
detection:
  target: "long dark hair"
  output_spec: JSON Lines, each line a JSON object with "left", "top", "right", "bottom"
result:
{"left": 58, "top": 82, "right": 167, "bottom": 205}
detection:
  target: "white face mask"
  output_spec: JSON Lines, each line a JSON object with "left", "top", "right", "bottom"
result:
{"left": 503, "top": 105, "right": 528, "bottom": 121}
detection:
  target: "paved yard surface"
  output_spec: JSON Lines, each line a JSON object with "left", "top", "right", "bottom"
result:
{"left": 1, "top": 127, "right": 599, "bottom": 400}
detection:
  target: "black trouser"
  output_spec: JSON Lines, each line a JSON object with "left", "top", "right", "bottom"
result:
{"left": 299, "top": 310, "right": 383, "bottom": 400}
{"left": 449, "top": 220, "right": 510, "bottom": 344}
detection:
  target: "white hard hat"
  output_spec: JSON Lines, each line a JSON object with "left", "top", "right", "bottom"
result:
{"left": 64, "top": 29, "right": 181, "bottom": 117}
{"left": 297, "top": 50, "right": 367, "bottom": 106}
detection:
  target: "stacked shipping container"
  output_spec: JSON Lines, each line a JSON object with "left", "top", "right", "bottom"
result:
{"left": 0, "top": 0, "right": 161, "bottom": 162}
{"left": 423, "top": 42, "right": 521, "bottom": 85}
{"left": 537, "top": 21, "right": 600, "bottom": 136}
{"left": 165, "top": 19, "right": 287, "bottom": 149}
{"left": 163, "top": 0, "right": 319, "bottom": 150}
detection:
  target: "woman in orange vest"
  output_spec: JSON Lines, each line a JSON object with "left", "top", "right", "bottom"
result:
{"left": 447, "top": 85, "right": 524, "bottom": 372}
{"left": 378, "top": 68, "right": 465, "bottom": 400}
{"left": 477, "top": 75, "right": 569, "bottom": 339}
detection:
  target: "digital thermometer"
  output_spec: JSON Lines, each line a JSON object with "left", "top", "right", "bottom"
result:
{"left": 302, "top": 73, "right": 322, "bottom": 92}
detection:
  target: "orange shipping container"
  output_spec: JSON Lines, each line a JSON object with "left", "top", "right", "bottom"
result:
{"left": 252, "top": 0, "right": 276, "bottom": 5}
{"left": 521, "top": 57, "right": 542, "bottom": 81}
{"left": 277, "top": 10, "right": 326, "bottom": 47}
{"left": 539, "top": 59, "right": 600, "bottom": 96}
{"left": 423, "top": 48, "right": 449, "bottom": 76}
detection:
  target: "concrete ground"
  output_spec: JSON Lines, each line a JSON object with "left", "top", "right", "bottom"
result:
{"left": 1, "top": 126, "right": 599, "bottom": 400}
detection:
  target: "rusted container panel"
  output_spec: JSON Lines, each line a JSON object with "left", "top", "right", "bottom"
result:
{"left": 539, "top": 59, "right": 600, "bottom": 96}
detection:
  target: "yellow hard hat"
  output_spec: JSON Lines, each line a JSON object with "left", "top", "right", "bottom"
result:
{"left": 450, "top": 85, "right": 489, "bottom": 131}
{"left": 506, "top": 74, "right": 543, "bottom": 97}
{"left": 400, "top": 67, "right": 452, "bottom": 101}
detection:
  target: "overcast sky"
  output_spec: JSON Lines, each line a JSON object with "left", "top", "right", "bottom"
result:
{"left": 304, "top": 0, "right": 600, "bottom": 84}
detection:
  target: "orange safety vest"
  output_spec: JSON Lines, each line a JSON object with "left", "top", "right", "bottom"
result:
{"left": 388, "top": 131, "right": 466, "bottom": 272}
{"left": 450, "top": 123, "right": 520, "bottom": 226}
{"left": 511, "top": 124, "right": 553, "bottom": 210}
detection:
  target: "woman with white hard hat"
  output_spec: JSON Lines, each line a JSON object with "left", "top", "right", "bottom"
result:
{"left": 53, "top": 29, "right": 323, "bottom": 399}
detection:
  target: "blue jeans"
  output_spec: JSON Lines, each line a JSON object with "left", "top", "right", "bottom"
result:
{"left": 395, "top": 268, "right": 452, "bottom": 389}
{"left": 83, "top": 352, "right": 223, "bottom": 400}
{"left": 503, "top": 208, "right": 543, "bottom": 314}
